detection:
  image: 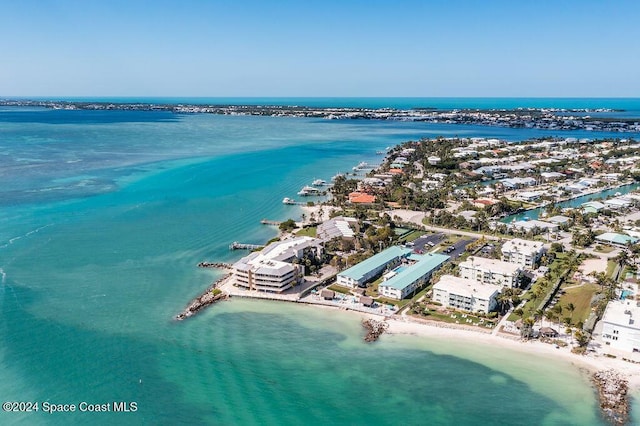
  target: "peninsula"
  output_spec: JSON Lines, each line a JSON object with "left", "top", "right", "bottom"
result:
{"left": 187, "top": 133, "right": 640, "bottom": 424}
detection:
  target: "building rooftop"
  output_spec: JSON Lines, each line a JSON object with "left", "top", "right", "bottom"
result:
{"left": 338, "top": 246, "right": 412, "bottom": 281}
{"left": 602, "top": 300, "right": 640, "bottom": 329}
{"left": 380, "top": 253, "right": 449, "bottom": 290}
{"left": 433, "top": 275, "right": 501, "bottom": 300}
{"left": 460, "top": 256, "right": 522, "bottom": 275}
{"left": 596, "top": 232, "right": 638, "bottom": 245}
{"left": 501, "top": 238, "right": 545, "bottom": 254}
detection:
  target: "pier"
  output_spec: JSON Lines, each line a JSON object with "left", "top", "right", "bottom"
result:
{"left": 260, "top": 219, "right": 281, "bottom": 226}
{"left": 229, "top": 242, "right": 265, "bottom": 250}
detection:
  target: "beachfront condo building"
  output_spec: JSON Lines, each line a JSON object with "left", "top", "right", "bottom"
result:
{"left": 232, "top": 236, "right": 323, "bottom": 293}
{"left": 458, "top": 256, "right": 522, "bottom": 288}
{"left": 600, "top": 300, "right": 640, "bottom": 353}
{"left": 432, "top": 275, "right": 500, "bottom": 314}
{"left": 501, "top": 238, "right": 545, "bottom": 269}
{"left": 378, "top": 253, "right": 449, "bottom": 300}
{"left": 337, "top": 246, "right": 411, "bottom": 288}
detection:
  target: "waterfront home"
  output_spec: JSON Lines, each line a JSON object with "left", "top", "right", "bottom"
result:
{"left": 232, "top": 237, "right": 323, "bottom": 293}
{"left": 595, "top": 232, "right": 638, "bottom": 248}
{"left": 432, "top": 275, "right": 500, "bottom": 314}
{"left": 600, "top": 300, "right": 640, "bottom": 353}
{"left": 337, "top": 246, "right": 411, "bottom": 288}
{"left": 510, "top": 219, "right": 559, "bottom": 234}
{"left": 546, "top": 215, "right": 572, "bottom": 226}
{"left": 582, "top": 201, "right": 606, "bottom": 214}
{"left": 316, "top": 216, "right": 356, "bottom": 241}
{"left": 604, "top": 198, "right": 633, "bottom": 210}
{"left": 378, "top": 253, "right": 449, "bottom": 300}
{"left": 500, "top": 177, "right": 537, "bottom": 189}
{"left": 348, "top": 192, "right": 376, "bottom": 204}
{"left": 514, "top": 191, "right": 542, "bottom": 203}
{"left": 501, "top": 238, "right": 545, "bottom": 268}
{"left": 458, "top": 256, "right": 523, "bottom": 288}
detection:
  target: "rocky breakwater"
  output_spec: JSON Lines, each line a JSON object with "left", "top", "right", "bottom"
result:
{"left": 592, "top": 369, "right": 630, "bottom": 425}
{"left": 198, "top": 261, "right": 232, "bottom": 269}
{"left": 362, "top": 319, "right": 389, "bottom": 342}
{"left": 175, "top": 274, "right": 230, "bottom": 321}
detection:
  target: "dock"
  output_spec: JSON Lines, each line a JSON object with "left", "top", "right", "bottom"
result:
{"left": 260, "top": 219, "right": 281, "bottom": 226}
{"left": 229, "top": 242, "right": 265, "bottom": 250}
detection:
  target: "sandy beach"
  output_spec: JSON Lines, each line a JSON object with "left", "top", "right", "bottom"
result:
{"left": 384, "top": 315, "right": 640, "bottom": 389}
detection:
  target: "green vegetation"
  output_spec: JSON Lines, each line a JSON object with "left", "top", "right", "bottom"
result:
{"left": 606, "top": 260, "right": 617, "bottom": 278}
{"left": 279, "top": 218, "right": 297, "bottom": 232}
{"left": 296, "top": 226, "right": 317, "bottom": 237}
{"left": 212, "top": 288, "right": 222, "bottom": 296}
{"left": 327, "top": 284, "right": 351, "bottom": 294}
{"left": 556, "top": 284, "right": 599, "bottom": 326}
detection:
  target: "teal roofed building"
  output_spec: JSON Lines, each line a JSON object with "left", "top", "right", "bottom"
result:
{"left": 378, "top": 253, "right": 450, "bottom": 300}
{"left": 582, "top": 201, "right": 606, "bottom": 214}
{"left": 595, "top": 232, "right": 638, "bottom": 247}
{"left": 337, "top": 246, "right": 412, "bottom": 288}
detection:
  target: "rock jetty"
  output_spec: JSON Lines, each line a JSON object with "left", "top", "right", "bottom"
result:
{"left": 175, "top": 274, "right": 230, "bottom": 321}
{"left": 592, "top": 369, "right": 629, "bottom": 425}
{"left": 362, "top": 319, "right": 389, "bottom": 342}
{"left": 198, "top": 261, "right": 231, "bottom": 269}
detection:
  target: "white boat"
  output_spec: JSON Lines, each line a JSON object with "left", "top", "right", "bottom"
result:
{"left": 312, "top": 179, "right": 327, "bottom": 186}
{"left": 298, "top": 186, "right": 320, "bottom": 196}
{"left": 282, "top": 197, "right": 296, "bottom": 204}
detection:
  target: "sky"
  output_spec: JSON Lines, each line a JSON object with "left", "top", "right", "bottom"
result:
{"left": 1, "top": 0, "right": 639, "bottom": 98}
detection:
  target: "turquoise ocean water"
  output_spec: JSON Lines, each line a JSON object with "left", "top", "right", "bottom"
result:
{"left": 1, "top": 99, "right": 639, "bottom": 425}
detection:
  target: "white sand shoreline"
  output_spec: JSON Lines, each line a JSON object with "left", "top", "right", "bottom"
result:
{"left": 297, "top": 300, "right": 640, "bottom": 389}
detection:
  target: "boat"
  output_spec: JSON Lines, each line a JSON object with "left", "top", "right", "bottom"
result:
{"left": 282, "top": 197, "right": 296, "bottom": 204}
{"left": 298, "top": 186, "right": 320, "bottom": 196}
{"left": 312, "top": 179, "right": 327, "bottom": 186}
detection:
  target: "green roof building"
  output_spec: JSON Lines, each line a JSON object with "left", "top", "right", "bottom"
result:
{"left": 379, "top": 253, "right": 450, "bottom": 300}
{"left": 337, "top": 246, "right": 412, "bottom": 288}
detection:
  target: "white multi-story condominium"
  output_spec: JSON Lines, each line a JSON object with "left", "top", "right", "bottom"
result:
{"left": 501, "top": 238, "right": 545, "bottom": 268}
{"left": 458, "top": 256, "right": 522, "bottom": 288}
{"left": 233, "top": 236, "right": 323, "bottom": 293}
{"left": 600, "top": 300, "right": 640, "bottom": 353}
{"left": 432, "top": 275, "right": 500, "bottom": 314}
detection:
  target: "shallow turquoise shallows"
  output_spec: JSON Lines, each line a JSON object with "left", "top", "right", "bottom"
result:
{"left": 1, "top": 101, "right": 639, "bottom": 425}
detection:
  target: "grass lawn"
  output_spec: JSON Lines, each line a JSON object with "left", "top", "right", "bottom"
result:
{"left": 556, "top": 283, "right": 599, "bottom": 325}
{"left": 296, "top": 226, "right": 317, "bottom": 237}
{"left": 606, "top": 260, "right": 617, "bottom": 278}
{"left": 328, "top": 284, "right": 352, "bottom": 294}
{"left": 377, "top": 297, "right": 412, "bottom": 308}
{"left": 398, "top": 229, "right": 423, "bottom": 243}
{"left": 415, "top": 310, "right": 496, "bottom": 328}
{"left": 594, "top": 245, "right": 615, "bottom": 254}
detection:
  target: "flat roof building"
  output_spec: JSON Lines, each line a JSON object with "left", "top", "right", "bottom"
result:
{"left": 595, "top": 232, "right": 638, "bottom": 248}
{"left": 233, "top": 236, "right": 323, "bottom": 293}
{"left": 501, "top": 238, "right": 545, "bottom": 268}
{"left": 378, "top": 253, "right": 449, "bottom": 300}
{"left": 601, "top": 300, "right": 640, "bottom": 353}
{"left": 337, "top": 246, "right": 412, "bottom": 288}
{"left": 432, "top": 275, "right": 500, "bottom": 314}
{"left": 459, "top": 256, "right": 522, "bottom": 288}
